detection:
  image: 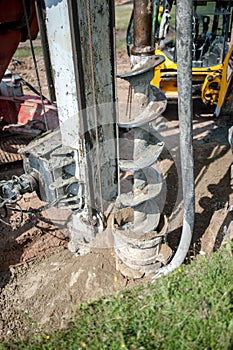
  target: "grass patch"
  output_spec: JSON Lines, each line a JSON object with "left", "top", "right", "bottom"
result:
{"left": 115, "top": 6, "right": 132, "bottom": 32}
{"left": 115, "top": 5, "right": 132, "bottom": 52}
{"left": 14, "top": 46, "right": 43, "bottom": 59}
{"left": 169, "top": 6, "right": 176, "bottom": 29}
{"left": 116, "top": 38, "right": 128, "bottom": 51}
{"left": 1, "top": 245, "right": 233, "bottom": 350}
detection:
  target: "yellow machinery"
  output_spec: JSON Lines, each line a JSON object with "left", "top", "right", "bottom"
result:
{"left": 128, "top": 1, "right": 233, "bottom": 116}
{"left": 154, "top": 0, "right": 233, "bottom": 116}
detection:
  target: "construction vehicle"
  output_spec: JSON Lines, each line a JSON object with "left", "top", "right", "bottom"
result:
{"left": 0, "top": 0, "right": 230, "bottom": 279}
{"left": 127, "top": 0, "right": 233, "bottom": 116}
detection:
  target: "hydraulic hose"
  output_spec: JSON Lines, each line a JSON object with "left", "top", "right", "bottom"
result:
{"left": 153, "top": 0, "right": 195, "bottom": 279}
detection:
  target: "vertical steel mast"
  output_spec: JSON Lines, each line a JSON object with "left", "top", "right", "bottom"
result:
{"left": 43, "top": 0, "right": 118, "bottom": 254}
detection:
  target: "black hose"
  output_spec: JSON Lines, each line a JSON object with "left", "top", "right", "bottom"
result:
{"left": 153, "top": 0, "right": 195, "bottom": 278}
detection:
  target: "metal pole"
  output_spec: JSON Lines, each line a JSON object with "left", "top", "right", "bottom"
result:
{"left": 131, "top": 0, "right": 154, "bottom": 56}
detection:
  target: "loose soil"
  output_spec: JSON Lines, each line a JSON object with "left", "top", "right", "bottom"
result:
{"left": 1, "top": 6, "right": 233, "bottom": 340}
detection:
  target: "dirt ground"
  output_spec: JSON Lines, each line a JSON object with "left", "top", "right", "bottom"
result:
{"left": 1, "top": 4, "right": 233, "bottom": 341}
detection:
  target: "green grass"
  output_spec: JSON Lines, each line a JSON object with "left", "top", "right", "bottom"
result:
{"left": 170, "top": 6, "right": 176, "bottom": 29}
{"left": 115, "top": 6, "right": 132, "bottom": 32}
{"left": 1, "top": 244, "right": 233, "bottom": 350}
{"left": 115, "top": 6, "right": 132, "bottom": 52}
{"left": 116, "top": 38, "right": 128, "bottom": 51}
{"left": 14, "top": 46, "right": 43, "bottom": 59}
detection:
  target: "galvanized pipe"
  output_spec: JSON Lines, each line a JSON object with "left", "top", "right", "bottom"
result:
{"left": 153, "top": 0, "right": 195, "bottom": 278}
{"left": 131, "top": 0, "right": 154, "bottom": 55}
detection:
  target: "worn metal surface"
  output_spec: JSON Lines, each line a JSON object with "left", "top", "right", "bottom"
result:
{"left": 114, "top": 214, "right": 168, "bottom": 279}
{"left": 131, "top": 0, "right": 154, "bottom": 55}
{"left": 118, "top": 56, "right": 167, "bottom": 127}
{"left": 114, "top": 52, "right": 167, "bottom": 278}
{"left": 70, "top": 0, "right": 118, "bottom": 209}
{"left": 44, "top": 0, "right": 79, "bottom": 143}
{"left": 21, "top": 128, "right": 82, "bottom": 209}
{"left": 43, "top": 0, "right": 117, "bottom": 252}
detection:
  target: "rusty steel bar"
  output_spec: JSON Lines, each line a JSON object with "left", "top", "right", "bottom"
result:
{"left": 131, "top": 0, "right": 154, "bottom": 55}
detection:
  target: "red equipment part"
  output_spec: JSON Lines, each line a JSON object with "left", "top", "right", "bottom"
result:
{"left": 0, "top": 0, "right": 39, "bottom": 82}
{"left": 0, "top": 1, "right": 57, "bottom": 136}
{"left": 0, "top": 95, "right": 59, "bottom": 133}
